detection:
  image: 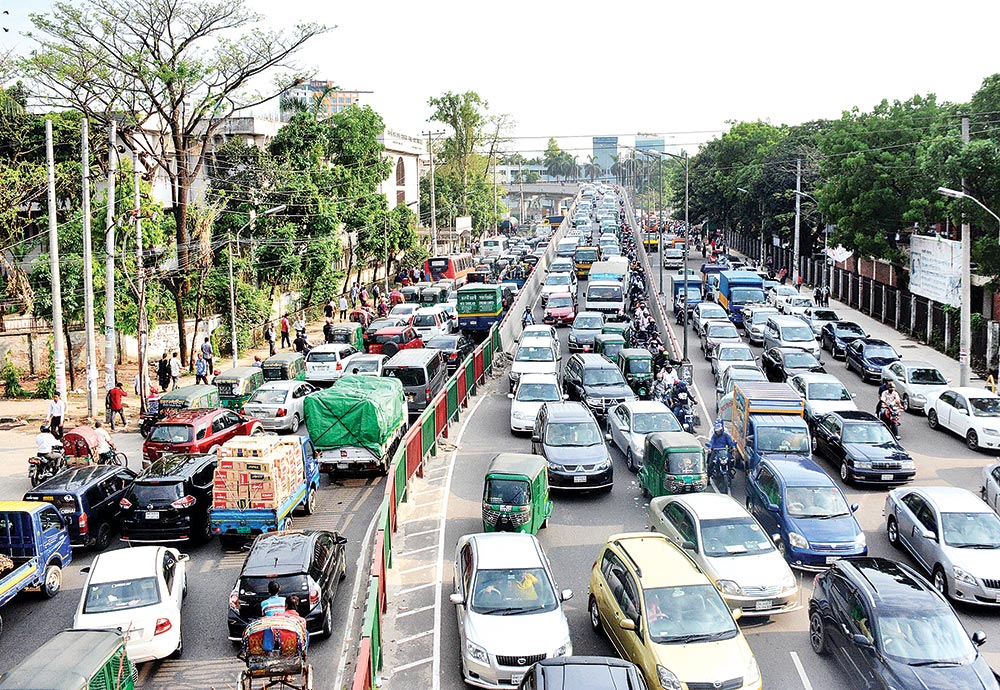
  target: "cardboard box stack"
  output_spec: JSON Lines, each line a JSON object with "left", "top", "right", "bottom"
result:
{"left": 213, "top": 436, "right": 305, "bottom": 510}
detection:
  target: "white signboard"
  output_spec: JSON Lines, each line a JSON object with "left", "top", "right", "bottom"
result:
{"left": 455, "top": 216, "right": 472, "bottom": 235}
{"left": 909, "top": 235, "right": 962, "bottom": 307}
{"left": 826, "top": 245, "right": 854, "bottom": 263}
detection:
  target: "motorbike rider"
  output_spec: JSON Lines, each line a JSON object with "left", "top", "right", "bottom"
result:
{"left": 35, "top": 424, "right": 61, "bottom": 463}
{"left": 522, "top": 308, "right": 535, "bottom": 328}
{"left": 879, "top": 381, "right": 903, "bottom": 433}
{"left": 669, "top": 379, "right": 697, "bottom": 425}
{"left": 707, "top": 419, "right": 737, "bottom": 491}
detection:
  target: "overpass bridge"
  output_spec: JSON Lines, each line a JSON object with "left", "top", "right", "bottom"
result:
{"left": 503, "top": 182, "right": 579, "bottom": 220}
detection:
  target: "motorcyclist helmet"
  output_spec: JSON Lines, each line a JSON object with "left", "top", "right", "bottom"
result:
{"left": 713, "top": 419, "right": 724, "bottom": 434}
{"left": 674, "top": 379, "right": 688, "bottom": 391}
{"left": 40, "top": 424, "right": 50, "bottom": 434}
{"left": 886, "top": 381, "right": 895, "bottom": 390}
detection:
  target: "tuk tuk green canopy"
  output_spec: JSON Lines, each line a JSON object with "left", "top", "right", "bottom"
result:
{"left": 0, "top": 629, "right": 135, "bottom": 690}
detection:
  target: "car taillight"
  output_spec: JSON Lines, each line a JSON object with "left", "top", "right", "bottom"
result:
{"left": 276, "top": 408, "right": 287, "bottom": 417}
{"left": 229, "top": 588, "right": 240, "bottom": 612}
{"left": 309, "top": 584, "right": 321, "bottom": 606}
{"left": 425, "top": 387, "right": 431, "bottom": 402}
{"left": 449, "top": 353, "right": 457, "bottom": 360}
{"left": 119, "top": 498, "right": 132, "bottom": 510}
{"left": 153, "top": 618, "right": 172, "bottom": 636}
{"left": 240, "top": 408, "right": 246, "bottom": 415}
{"left": 78, "top": 512, "right": 88, "bottom": 534}
{"left": 171, "top": 495, "right": 196, "bottom": 509}
{"left": 336, "top": 361, "right": 343, "bottom": 371}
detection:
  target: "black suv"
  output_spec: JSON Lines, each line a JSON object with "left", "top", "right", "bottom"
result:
{"left": 520, "top": 657, "right": 648, "bottom": 690}
{"left": 810, "top": 557, "right": 997, "bottom": 690}
{"left": 532, "top": 401, "right": 613, "bottom": 492}
{"left": 228, "top": 529, "right": 348, "bottom": 639}
{"left": 24, "top": 465, "right": 136, "bottom": 551}
{"left": 563, "top": 353, "right": 634, "bottom": 418}
{"left": 119, "top": 453, "right": 217, "bottom": 543}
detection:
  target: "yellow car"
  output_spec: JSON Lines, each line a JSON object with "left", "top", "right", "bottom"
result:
{"left": 588, "top": 532, "right": 762, "bottom": 690}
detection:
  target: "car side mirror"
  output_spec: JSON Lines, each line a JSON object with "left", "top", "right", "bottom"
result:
{"left": 681, "top": 540, "right": 696, "bottom": 552}
{"left": 507, "top": 393, "right": 514, "bottom": 400}
{"left": 449, "top": 592, "right": 465, "bottom": 606}
{"left": 958, "top": 408, "right": 968, "bottom": 415}
{"left": 771, "top": 533, "right": 781, "bottom": 544}
{"left": 531, "top": 434, "right": 541, "bottom": 443}
{"left": 732, "top": 608, "right": 743, "bottom": 621}
{"left": 852, "top": 634, "right": 874, "bottom": 650}
{"left": 619, "top": 618, "right": 636, "bottom": 631}
{"left": 850, "top": 393, "right": 857, "bottom": 398}
{"left": 80, "top": 566, "right": 91, "bottom": 574}
{"left": 851, "top": 503, "right": 859, "bottom": 513}
{"left": 560, "top": 589, "right": 574, "bottom": 602}
{"left": 562, "top": 394, "right": 569, "bottom": 400}
{"left": 767, "top": 503, "right": 780, "bottom": 513}
{"left": 605, "top": 433, "right": 613, "bottom": 441}
{"left": 921, "top": 529, "right": 937, "bottom": 541}
{"left": 178, "top": 553, "right": 190, "bottom": 562}
{"left": 973, "top": 630, "right": 988, "bottom": 647}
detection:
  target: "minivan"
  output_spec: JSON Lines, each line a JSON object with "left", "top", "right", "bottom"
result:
{"left": 383, "top": 348, "right": 447, "bottom": 417}
{"left": 762, "top": 314, "right": 822, "bottom": 361}
{"left": 305, "top": 343, "right": 360, "bottom": 384}
{"left": 411, "top": 306, "right": 451, "bottom": 340}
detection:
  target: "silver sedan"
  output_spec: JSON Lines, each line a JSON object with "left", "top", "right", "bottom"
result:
{"left": 607, "top": 400, "right": 683, "bottom": 472}
{"left": 880, "top": 359, "right": 950, "bottom": 413}
{"left": 241, "top": 380, "right": 316, "bottom": 433}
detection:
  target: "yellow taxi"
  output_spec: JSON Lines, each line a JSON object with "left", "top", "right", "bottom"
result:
{"left": 588, "top": 532, "right": 762, "bottom": 690}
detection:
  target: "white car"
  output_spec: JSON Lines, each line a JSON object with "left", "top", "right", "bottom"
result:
{"left": 74, "top": 546, "right": 187, "bottom": 662}
{"left": 411, "top": 306, "right": 451, "bottom": 339}
{"left": 779, "top": 295, "right": 815, "bottom": 317}
{"left": 981, "top": 460, "right": 1000, "bottom": 513}
{"left": 509, "top": 337, "right": 560, "bottom": 392}
{"left": 691, "top": 302, "right": 730, "bottom": 335}
{"left": 342, "top": 353, "right": 387, "bottom": 377}
{"left": 787, "top": 372, "right": 857, "bottom": 425}
{"left": 927, "top": 387, "right": 1000, "bottom": 451}
{"left": 521, "top": 324, "right": 558, "bottom": 342}
{"left": 451, "top": 533, "right": 572, "bottom": 687}
{"left": 648, "top": 493, "right": 799, "bottom": 616}
{"left": 389, "top": 303, "right": 419, "bottom": 323}
{"left": 607, "top": 400, "right": 683, "bottom": 472}
{"left": 540, "top": 272, "right": 576, "bottom": 306}
{"left": 799, "top": 307, "right": 841, "bottom": 338}
{"left": 241, "top": 380, "right": 316, "bottom": 433}
{"left": 711, "top": 342, "right": 756, "bottom": 377}
{"left": 305, "top": 344, "right": 359, "bottom": 384}
{"left": 767, "top": 285, "right": 800, "bottom": 309}
{"left": 880, "top": 360, "right": 950, "bottom": 413}
{"left": 508, "top": 373, "right": 564, "bottom": 434}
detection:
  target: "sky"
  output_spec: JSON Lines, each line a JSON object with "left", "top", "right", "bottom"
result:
{"left": 5, "top": 0, "right": 1000, "bottom": 161}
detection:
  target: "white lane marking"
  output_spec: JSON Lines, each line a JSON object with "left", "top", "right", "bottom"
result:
{"left": 397, "top": 604, "right": 435, "bottom": 618}
{"left": 398, "top": 544, "right": 439, "bottom": 557}
{"left": 397, "top": 629, "right": 434, "bottom": 643}
{"left": 393, "top": 656, "right": 434, "bottom": 673}
{"left": 405, "top": 528, "right": 441, "bottom": 539}
{"left": 398, "top": 582, "right": 436, "bottom": 595}
{"left": 790, "top": 651, "right": 814, "bottom": 690}
{"left": 400, "top": 562, "right": 436, "bottom": 575}
{"left": 432, "top": 391, "right": 491, "bottom": 690}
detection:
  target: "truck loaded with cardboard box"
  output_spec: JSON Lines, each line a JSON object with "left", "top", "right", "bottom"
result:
{"left": 304, "top": 375, "right": 408, "bottom": 476}
{"left": 209, "top": 434, "right": 320, "bottom": 546}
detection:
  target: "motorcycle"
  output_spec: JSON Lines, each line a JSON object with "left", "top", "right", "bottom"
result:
{"left": 673, "top": 402, "right": 696, "bottom": 434}
{"left": 709, "top": 447, "right": 735, "bottom": 495}
{"left": 28, "top": 446, "right": 65, "bottom": 487}
{"left": 880, "top": 403, "right": 902, "bottom": 439}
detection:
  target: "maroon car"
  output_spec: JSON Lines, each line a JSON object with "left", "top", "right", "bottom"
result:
{"left": 542, "top": 292, "right": 577, "bottom": 327}
{"left": 142, "top": 408, "right": 262, "bottom": 466}
{"left": 368, "top": 326, "right": 425, "bottom": 357}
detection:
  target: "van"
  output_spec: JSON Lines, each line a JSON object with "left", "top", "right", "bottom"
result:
{"left": 411, "top": 306, "right": 451, "bottom": 340}
{"left": 763, "top": 314, "right": 822, "bottom": 360}
{"left": 584, "top": 280, "right": 625, "bottom": 316}
{"left": 383, "top": 348, "right": 447, "bottom": 417}
{"left": 556, "top": 237, "right": 579, "bottom": 258}
{"left": 305, "top": 343, "right": 360, "bottom": 384}
{"left": 662, "top": 246, "right": 684, "bottom": 269}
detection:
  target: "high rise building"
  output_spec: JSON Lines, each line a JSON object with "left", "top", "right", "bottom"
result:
{"left": 636, "top": 137, "right": 665, "bottom": 153}
{"left": 592, "top": 136, "right": 618, "bottom": 175}
{"left": 280, "top": 80, "right": 372, "bottom": 121}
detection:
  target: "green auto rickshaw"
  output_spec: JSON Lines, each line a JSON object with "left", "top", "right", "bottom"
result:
{"left": 0, "top": 629, "right": 137, "bottom": 690}
{"left": 601, "top": 321, "right": 632, "bottom": 342}
{"left": 214, "top": 366, "right": 265, "bottom": 409}
{"left": 617, "top": 348, "right": 654, "bottom": 399}
{"left": 482, "top": 453, "right": 552, "bottom": 535}
{"left": 400, "top": 285, "right": 422, "bottom": 303}
{"left": 328, "top": 323, "right": 364, "bottom": 350}
{"left": 420, "top": 286, "right": 448, "bottom": 307}
{"left": 262, "top": 352, "right": 307, "bottom": 382}
{"left": 639, "top": 431, "right": 708, "bottom": 498}
{"left": 594, "top": 333, "right": 627, "bottom": 363}
{"left": 157, "top": 383, "right": 220, "bottom": 416}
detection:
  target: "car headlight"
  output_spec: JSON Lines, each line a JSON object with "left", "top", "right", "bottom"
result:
{"left": 953, "top": 566, "right": 978, "bottom": 586}
{"left": 548, "top": 462, "right": 565, "bottom": 472}
{"left": 854, "top": 533, "right": 867, "bottom": 549}
{"left": 983, "top": 428, "right": 1000, "bottom": 437}
{"left": 911, "top": 393, "right": 926, "bottom": 403}
{"left": 746, "top": 656, "right": 761, "bottom": 685}
{"left": 568, "top": 334, "right": 578, "bottom": 343}
{"left": 656, "top": 665, "right": 682, "bottom": 690}
{"left": 596, "top": 458, "right": 612, "bottom": 471}
{"left": 901, "top": 460, "right": 915, "bottom": 469}
{"left": 553, "top": 641, "right": 572, "bottom": 657}
{"left": 716, "top": 579, "right": 743, "bottom": 596}
{"left": 509, "top": 371, "right": 521, "bottom": 380}
{"left": 466, "top": 641, "right": 489, "bottom": 664}
{"left": 782, "top": 573, "right": 797, "bottom": 590}
{"left": 512, "top": 411, "right": 533, "bottom": 422}
{"left": 787, "top": 532, "right": 809, "bottom": 550}
{"left": 854, "top": 460, "right": 872, "bottom": 469}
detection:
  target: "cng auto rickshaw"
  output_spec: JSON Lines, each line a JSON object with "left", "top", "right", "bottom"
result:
{"left": 617, "top": 348, "right": 654, "bottom": 399}
{"left": 601, "top": 321, "right": 631, "bottom": 342}
{"left": 0, "top": 629, "right": 137, "bottom": 690}
{"left": 327, "top": 323, "right": 364, "bottom": 350}
{"left": 482, "top": 453, "right": 551, "bottom": 535}
{"left": 400, "top": 285, "right": 422, "bottom": 304}
{"left": 262, "top": 352, "right": 307, "bottom": 382}
{"left": 214, "top": 366, "right": 265, "bottom": 410}
{"left": 419, "top": 286, "right": 448, "bottom": 307}
{"left": 594, "top": 333, "right": 627, "bottom": 363}
{"left": 143, "top": 384, "right": 220, "bottom": 436}
{"left": 639, "top": 431, "right": 708, "bottom": 498}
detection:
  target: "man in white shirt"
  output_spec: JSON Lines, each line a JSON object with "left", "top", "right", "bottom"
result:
{"left": 169, "top": 351, "right": 181, "bottom": 390}
{"left": 35, "top": 424, "right": 60, "bottom": 458}
{"left": 47, "top": 392, "right": 66, "bottom": 439}
{"left": 93, "top": 420, "right": 115, "bottom": 463}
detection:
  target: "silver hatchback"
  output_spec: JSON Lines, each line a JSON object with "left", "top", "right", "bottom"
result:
{"left": 241, "top": 380, "right": 315, "bottom": 433}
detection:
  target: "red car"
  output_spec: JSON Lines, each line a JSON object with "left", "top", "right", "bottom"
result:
{"left": 542, "top": 292, "right": 577, "bottom": 327}
{"left": 367, "top": 326, "right": 425, "bottom": 356}
{"left": 142, "top": 408, "right": 262, "bottom": 466}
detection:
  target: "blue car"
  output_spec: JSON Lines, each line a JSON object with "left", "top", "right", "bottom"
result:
{"left": 820, "top": 321, "right": 866, "bottom": 359}
{"left": 844, "top": 337, "right": 900, "bottom": 382}
{"left": 746, "top": 457, "right": 866, "bottom": 570}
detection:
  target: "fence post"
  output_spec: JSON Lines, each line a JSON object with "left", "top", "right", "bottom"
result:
{"left": 895, "top": 289, "right": 901, "bottom": 330}
{"left": 926, "top": 302, "right": 933, "bottom": 344}
{"left": 944, "top": 311, "right": 951, "bottom": 350}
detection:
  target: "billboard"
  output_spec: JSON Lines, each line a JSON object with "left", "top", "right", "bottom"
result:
{"left": 909, "top": 235, "right": 962, "bottom": 307}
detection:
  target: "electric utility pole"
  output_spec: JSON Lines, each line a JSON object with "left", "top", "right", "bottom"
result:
{"left": 134, "top": 152, "right": 148, "bottom": 412}
{"left": 46, "top": 119, "right": 67, "bottom": 400}
{"left": 423, "top": 130, "right": 445, "bottom": 254}
{"left": 960, "top": 116, "right": 971, "bottom": 387}
{"left": 793, "top": 158, "right": 802, "bottom": 288}
{"left": 81, "top": 119, "right": 99, "bottom": 416}
{"left": 104, "top": 121, "right": 117, "bottom": 394}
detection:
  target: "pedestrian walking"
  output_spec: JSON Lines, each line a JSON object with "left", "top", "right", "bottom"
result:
{"left": 106, "top": 380, "right": 127, "bottom": 430}
{"left": 324, "top": 299, "right": 334, "bottom": 320}
{"left": 796, "top": 273, "right": 803, "bottom": 292}
{"left": 280, "top": 314, "right": 291, "bottom": 348}
{"left": 338, "top": 295, "right": 348, "bottom": 321}
{"left": 360, "top": 286, "right": 369, "bottom": 308}
{"left": 157, "top": 353, "right": 170, "bottom": 391}
{"left": 169, "top": 351, "right": 181, "bottom": 390}
{"left": 323, "top": 318, "right": 334, "bottom": 344}
{"left": 822, "top": 285, "right": 831, "bottom": 307}
{"left": 264, "top": 322, "right": 276, "bottom": 356}
{"left": 195, "top": 352, "right": 209, "bottom": 384}
{"left": 372, "top": 283, "right": 381, "bottom": 302}
{"left": 778, "top": 267, "right": 788, "bottom": 285}
{"left": 200, "top": 337, "right": 214, "bottom": 372}
{"left": 350, "top": 283, "right": 359, "bottom": 308}
{"left": 47, "top": 391, "right": 66, "bottom": 439}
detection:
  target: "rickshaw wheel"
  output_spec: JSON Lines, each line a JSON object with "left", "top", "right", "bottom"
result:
{"left": 304, "top": 665, "right": 314, "bottom": 690}
{"left": 238, "top": 671, "right": 252, "bottom": 690}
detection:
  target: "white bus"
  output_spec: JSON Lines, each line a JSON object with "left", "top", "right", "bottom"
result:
{"left": 481, "top": 236, "right": 508, "bottom": 257}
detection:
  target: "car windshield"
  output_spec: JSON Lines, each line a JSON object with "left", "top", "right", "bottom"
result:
{"left": 374, "top": 334, "right": 402, "bottom": 345}
{"left": 308, "top": 350, "right": 346, "bottom": 362}
{"left": 841, "top": 423, "right": 895, "bottom": 444}
{"left": 545, "top": 421, "right": 602, "bottom": 447}
{"left": 941, "top": 511, "right": 1000, "bottom": 548}
{"left": 864, "top": 345, "right": 898, "bottom": 359}
{"left": 470, "top": 567, "right": 557, "bottom": 615}
{"left": 583, "top": 368, "right": 625, "bottom": 386}
{"left": 708, "top": 324, "right": 739, "bottom": 339}
{"left": 789, "top": 298, "right": 813, "bottom": 307}
{"left": 808, "top": 383, "right": 852, "bottom": 401}
{"left": 588, "top": 286, "right": 623, "bottom": 302}
{"left": 516, "top": 346, "right": 555, "bottom": 362}
{"left": 516, "top": 383, "right": 561, "bottom": 402}
{"left": 627, "top": 359, "right": 651, "bottom": 374}
{"left": 781, "top": 326, "right": 815, "bottom": 342}
{"left": 484, "top": 479, "right": 530, "bottom": 507}
{"left": 412, "top": 314, "right": 439, "bottom": 327}
{"left": 700, "top": 517, "right": 775, "bottom": 557}
{"left": 908, "top": 368, "right": 947, "bottom": 385}
{"left": 83, "top": 577, "right": 161, "bottom": 614}
{"left": 756, "top": 427, "right": 810, "bottom": 453}
{"left": 812, "top": 310, "right": 839, "bottom": 321}
{"left": 633, "top": 412, "right": 682, "bottom": 434}
{"left": 575, "top": 315, "right": 604, "bottom": 330}
{"left": 644, "top": 585, "right": 737, "bottom": 644}
{"left": 368, "top": 319, "right": 397, "bottom": 332}
{"left": 348, "top": 358, "right": 382, "bottom": 373}
{"left": 148, "top": 424, "right": 192, "bottom": 444}
{"left": 548, "top": 296, "right": 573, "bottom": 308}
{"left": 426, "top": 337, "right": 458, "bottom": 349}
{"left": 129, "top": 482, "right": 183, "bottom": 504}
{"left": 877, "top": 611, "right": 976, "bottom": 665}
{"left": 750, "top": 311, "right": 775, "bottom": 325}
{"left": 667, "top": 452, "right": 705, "bottom": 475}
{"left": 785, "top": 486, "right": 850, "bottom": 518}
{"left": 785, "top": 352, "right": 820, "bottom": 368}
{"left": 834, "top": 323, "right": 865, "bottom": 337}
{"left": 576, "top": 250, "right": 598, "bottom": 261}
{"left": 248, "top": 388, "right": 289, "bottom": 405}
{"left": 702, "top": 307, "right": 727, "bottom": 319}
{"left": 719, "top": 348, "right": 753, "bottom": 362}
{"left": 546, "top": 274, "right": 572, "bottom": 286}
{"left": 970, "top": 397, "right": 1000, "bottom": 417}
{"left": 731, "top": 288, "right": 765, "bottom": 303}
{"left": 776, "top": 287, "right": 797, "bottom": 297}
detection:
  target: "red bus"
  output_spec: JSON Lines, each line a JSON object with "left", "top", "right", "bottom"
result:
{"left": 425, "top": 253, "right": 475, "bottom": 285}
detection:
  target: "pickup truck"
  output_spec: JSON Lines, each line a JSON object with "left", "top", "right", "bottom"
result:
{"left": 732, "top": 381, "right": 811, "bottom": 471}
{"left": 0, "top": 501, "right": 73, "bottom": 627}
{"left": 717, "top": 270, "right": 765, "bottom": 326}
{"left": 209, "top": 436, "right": 320, "bottom": 546}
{"left": 305, "top": 376, "right": 409, "bottom": 476}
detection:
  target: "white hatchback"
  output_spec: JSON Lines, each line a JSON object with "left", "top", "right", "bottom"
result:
{"left": 74, "top": 545, "right": 188, "bottom": 662}
{"left": 508, "top": 373, "right": 564, "bottom": 434}
{"left": 411, "top": 306, "right": 451, "bottom": 339}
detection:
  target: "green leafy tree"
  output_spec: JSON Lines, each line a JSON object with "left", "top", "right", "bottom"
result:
{"left": 428, "top": 91, "right": 488, "bottom": 215}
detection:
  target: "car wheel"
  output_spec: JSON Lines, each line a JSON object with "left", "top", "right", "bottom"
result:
{"left": 250, "top": 426, "right": 264, "bottom": 436}
{"left": 932, "top": 566, "right": 948, "bottom": 598}
{"left": 321, "top": 599, "right": 333, "bottom": 638}
{"left": 809, "top": 611, "right": 828, "bottom": 656}
{"left": 304, "top": 489, "right": 317, "bottom": 515}
{"left": 626, "top": 449, "right": 638, "bottom": 473}
{"left": 200, "top": 517, "right": 214, "bottom": 543}
{"left": 901, "top": 394, "right": 911, "bottom": 413}
{"left": 291, "top": 414, "right": 301, "bottom": 433}
{"left": 171, "top": 628, "right": 183, "bottom": 659}
{"left": 840, "top": 462, "right": 851, "bottom": 485}
{"left": 967, "top": 429, "right": 980, "bottom": 451}
{"left": 887, "top": 516, "right": 900, "bottom": 548}
{"left": 928, "top": 409, "right": 940, "bottom": 430}
{"left": 41, "top": 564, "right": 61, "bottom": 598}
{"left": 588, "top": 595, "right": 602, "bottom": 635}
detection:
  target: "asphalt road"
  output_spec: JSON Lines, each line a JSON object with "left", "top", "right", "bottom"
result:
{"left": 434, "top": 232, "right": 1000, "bottom": 690}
{"left": 0, "top": 424, "right": 385, "bottom": 690}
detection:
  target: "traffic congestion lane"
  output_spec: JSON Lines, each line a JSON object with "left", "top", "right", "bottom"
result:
{"left": 0, "top": 426, "right": 386, "bottom": 690}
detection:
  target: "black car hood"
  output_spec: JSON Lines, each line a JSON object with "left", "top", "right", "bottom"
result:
{"left": 843, "top": 442, "right": 910, "bottom": 463}
{"left": 543, "top": 444, "right": 609, "bottom": 465}
{"left": 864, "top": 356, "right": 898, "bottom": 368}
{"left": 885, "top": 656, "right": 998, "bottom": 690}
{"left": 583, "top": 383, "right": 632, "bottom": 399}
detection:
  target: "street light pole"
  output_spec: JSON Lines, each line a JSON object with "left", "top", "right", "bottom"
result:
{"left": 792, "top": 189, "right": 825, "bottom": 289}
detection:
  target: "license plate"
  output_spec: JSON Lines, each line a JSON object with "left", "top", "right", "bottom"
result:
{"left": 236, "top": 526, "right": 251, "bottom": 534}
{"left": 510, "top": 674, "right": 523, "bottom": 685}
{"left": 145, "top": 511, "right": 160, "bottom": 520}
{"left": 881, "top": 474, "right": 893, "bottom": 481}
{"left": 574, "top": 475, "right": 587, "bottom": 483}
{"left": 407, "top": 393, "right": 415, "bottom": 401}
{"left": 755, "top": 600, "right": 772, "bottom": 611}
{"left": 826, "top": 556, "right": 840, "bottom": 565}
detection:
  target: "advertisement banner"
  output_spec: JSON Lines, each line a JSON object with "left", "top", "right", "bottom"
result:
{"left": 909, "top": 235, "right": 962, "bottom": 307}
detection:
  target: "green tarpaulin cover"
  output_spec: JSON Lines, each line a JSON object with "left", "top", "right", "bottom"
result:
{"left": 304, "top": 376, "right": 405, "bottom": 455}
